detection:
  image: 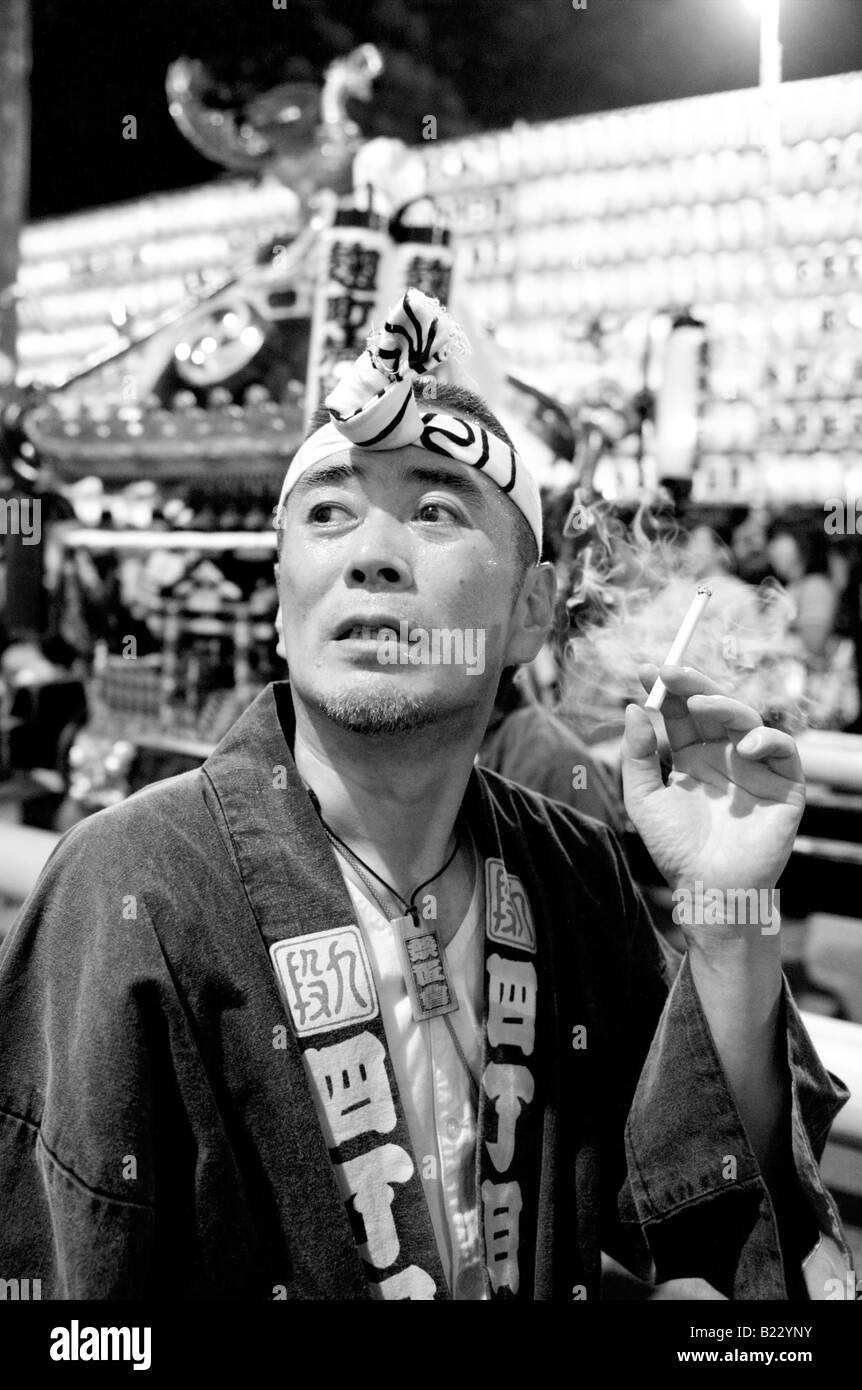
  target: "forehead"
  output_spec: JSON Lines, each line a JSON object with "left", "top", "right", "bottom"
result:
{"left": 289, "top": 443, "right": 503, "bottom": 511}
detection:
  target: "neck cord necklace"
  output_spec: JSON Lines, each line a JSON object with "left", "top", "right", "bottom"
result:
{"left": 320, "top": 816, "right": 461, "bottom": 928}
{"left": 307, "top": 788, "right": 479, "bottom": 1097}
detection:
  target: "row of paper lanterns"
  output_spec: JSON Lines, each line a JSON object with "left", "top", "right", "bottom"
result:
{"left": 586, "top": 450, "right": 860, "bottom": 507}
{"left": 697, "top": 398, "right": 862, "bottom": 453}
{"left": 424, "top": 77, "right": 862, "bottom": 182}
{"left": 692, "top": 453, "right": 862, "bottom": 506}
{"left": 21, "top": 180, "right": 300, "bottom": 262}
{"left": 466, "top": 247, "right": 861, "bottom": 321}
{"left": 448, "top": 142, "right": 860, "bottom": 223}
{"left": 711, "top": 348, "right": 862, "bottom": 398}
{"left": 466, "top": 192, "right": 862, "bottom": 262}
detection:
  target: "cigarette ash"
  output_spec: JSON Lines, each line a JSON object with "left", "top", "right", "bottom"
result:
{"left": 556, "top": 499, "right": 806, "bottom": 740}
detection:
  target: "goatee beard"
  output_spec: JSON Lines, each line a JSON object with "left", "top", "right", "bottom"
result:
{"left": 317, "top": 689, "right": 443, "bottom": 735}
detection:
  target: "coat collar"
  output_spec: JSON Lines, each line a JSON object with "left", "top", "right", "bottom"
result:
{"left": 202, "top": 682, "right": 359, "bottom": 957}
{"left": 202, "top": 681, "right": 513, "bottom": 931}
{"left": 194, "top": 683, "right": 372, "bottom": 1297}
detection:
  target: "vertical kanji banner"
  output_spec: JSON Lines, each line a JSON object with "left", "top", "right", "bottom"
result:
{"left": 0, "top": 0, "right": 30, "bottom": 379}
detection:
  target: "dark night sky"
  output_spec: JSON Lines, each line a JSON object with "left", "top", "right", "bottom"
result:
{"left": 25, "top": 0, "right": 862, "bottom": 221}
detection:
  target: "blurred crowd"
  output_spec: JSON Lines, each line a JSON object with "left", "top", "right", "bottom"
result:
{"left": 669, "top": 504, "right": 862, "bottom": 734}
{"left": 525, "top": 494, "right": 862, "bottom": 738}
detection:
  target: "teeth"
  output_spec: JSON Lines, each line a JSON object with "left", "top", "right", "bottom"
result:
{"left": 343, "top": 624, "right": 422, "bottom": 642}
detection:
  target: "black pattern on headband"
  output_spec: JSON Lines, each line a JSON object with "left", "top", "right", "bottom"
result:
{"left": 349, "top": 388, "right": 414, "bottom": 448}
{"left": 499, "top": 445, "right": 517, "bottom": 493}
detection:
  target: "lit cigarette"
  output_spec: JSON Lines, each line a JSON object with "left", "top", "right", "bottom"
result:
{"left": 644, "top": 585, "right": 712, "bottom": 710}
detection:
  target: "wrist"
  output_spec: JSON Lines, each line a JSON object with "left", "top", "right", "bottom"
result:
{"left": 685, "top": 921, "right": 784, "bottom": 1029}
{"left": 671, "top": 880, "right": 781, "bottom": 937}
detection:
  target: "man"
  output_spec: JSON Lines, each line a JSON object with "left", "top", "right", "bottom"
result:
{"left": 0, "top": 292, "right": 851, "bottom": 1301}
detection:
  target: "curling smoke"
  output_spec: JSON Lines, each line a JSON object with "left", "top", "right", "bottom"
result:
{"left": 557, "top": 500, "right": 808, "bottom": 740}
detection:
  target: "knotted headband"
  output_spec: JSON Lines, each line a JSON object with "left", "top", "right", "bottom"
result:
{"left": 276, "top": 288, "right": 543, "bottom": 551}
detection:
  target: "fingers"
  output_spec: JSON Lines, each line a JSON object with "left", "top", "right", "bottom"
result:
{"left": 620, "top": 702, "right": 664, "bottom": 811}
{"left": 639, "top": 662, "right": 727, "bottom": 702}
{"left": 640, "top": 664, "right": 762, "bottom": 753}
{"left": 637, "top": 663, "right": 804, "bottom": 785}
{"left": 639, "top": 662, "right": 721, "bottom": 750}
{"left": 735, "top": 724, "right": 805, "bottom": 783}
{"left": 684, "top": 694, "right": 762, "bottom": 743}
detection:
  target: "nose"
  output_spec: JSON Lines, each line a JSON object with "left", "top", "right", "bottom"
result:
{"left": 343, "top": 511, "right": 413, "bottom": 590}
{"left": 274, "top": 602, "right": 286, "bottom": 658}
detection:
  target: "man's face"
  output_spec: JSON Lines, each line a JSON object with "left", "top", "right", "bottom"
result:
{"left": 767, "top": 534, "right": 800, "bottom": 582}
{"left": 276, "top": 444, "right": 546, "bottom": 734}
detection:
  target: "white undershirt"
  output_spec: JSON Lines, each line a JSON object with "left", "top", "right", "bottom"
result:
{"left": 339, "top": 845, "right": 489, "bottom": 1300}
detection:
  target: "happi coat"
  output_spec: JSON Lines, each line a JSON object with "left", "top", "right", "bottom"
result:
{"left": 0, "top": 682, "right": 850, "bottom": 1299}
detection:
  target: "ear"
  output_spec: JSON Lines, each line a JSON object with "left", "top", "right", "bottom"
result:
{"left": 503, "top": 562, "right": 556, "bottom": 666}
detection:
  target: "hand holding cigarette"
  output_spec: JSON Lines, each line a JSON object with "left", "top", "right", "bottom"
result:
{"left": 621, "top": 652, "right": 805, "bottom": 908}
{"left": 620, "top": 654, "right": 806, "bottom": 1206}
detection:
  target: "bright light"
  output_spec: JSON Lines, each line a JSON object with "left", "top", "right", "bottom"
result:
{"left": 742, "top": 0, "right": 782, "bottom": 99}
{"left": 742, "top": 0, "right": 779, "bottom": 16}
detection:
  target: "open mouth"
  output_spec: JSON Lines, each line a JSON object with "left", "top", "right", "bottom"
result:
{"left": 336, "top": 623, "right": 422, "bottom": 643}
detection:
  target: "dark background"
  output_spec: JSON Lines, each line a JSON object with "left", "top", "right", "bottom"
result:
{"left": 27, "top": 0, "right": 862, "bottom": 221}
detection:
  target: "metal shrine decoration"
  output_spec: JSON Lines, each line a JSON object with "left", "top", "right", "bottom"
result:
{"left": 166, "top": 44, "right": 384, "bottom": 208}
{"left": 1, "top": 44, "right": 461, "bottom": 496}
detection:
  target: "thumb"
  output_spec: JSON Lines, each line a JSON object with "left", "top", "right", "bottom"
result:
{"left": 621, "top": 703, "right": 664, "bottom": 811}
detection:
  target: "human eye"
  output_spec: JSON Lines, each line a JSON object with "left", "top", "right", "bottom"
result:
{"left": 307, "top": 500, "right": 354, "bottom": 525}
{"left": 415, "top": 497, "right": 464, "bottom": 524}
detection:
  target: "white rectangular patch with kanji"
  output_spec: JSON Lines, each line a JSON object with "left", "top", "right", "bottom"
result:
{"left": 485, "top": 859, "right": 537, "bottom": 954}
{"left": 271, "top": 925, "right": 379, "bottom": 1037}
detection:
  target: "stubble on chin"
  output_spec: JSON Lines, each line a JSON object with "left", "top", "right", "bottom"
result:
{"left": 315, "top": 688, "right": 444, "bottom": 735}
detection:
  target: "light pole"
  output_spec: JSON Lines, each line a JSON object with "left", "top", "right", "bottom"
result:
{"left": 743, "top": 0, "right": 783, "bottom": 162}
{"left": 745, "top": 0, "right": 782, "bottom": 88}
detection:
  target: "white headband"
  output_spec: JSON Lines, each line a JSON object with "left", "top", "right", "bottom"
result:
{"left": 276, "top": 289, "right": 543, "bottom": 552}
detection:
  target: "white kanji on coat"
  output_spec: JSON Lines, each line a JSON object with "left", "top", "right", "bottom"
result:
{"left": 485, "top": 860, "right": 537, "bottom": 953}
{"left": 339, "top": 1143, "right": 415, "bottom": 1269}
{"left": 271, "top": 926, "right": 378, "bottom": 1036}
{"left": 372, "top": 1265, "right": 438, "bottom": 1299}
{"left": 482, "top": 1062, "right": 534, "bottom": 1173}
{"left": 481, "top": 1179, "right": 523, "bottom": 1294}
{"left": 305, "top": 1032, "right": 396, "bottom": 1147}
{"left": 486, "top": 954, "right": 537, "bottom": 1056}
